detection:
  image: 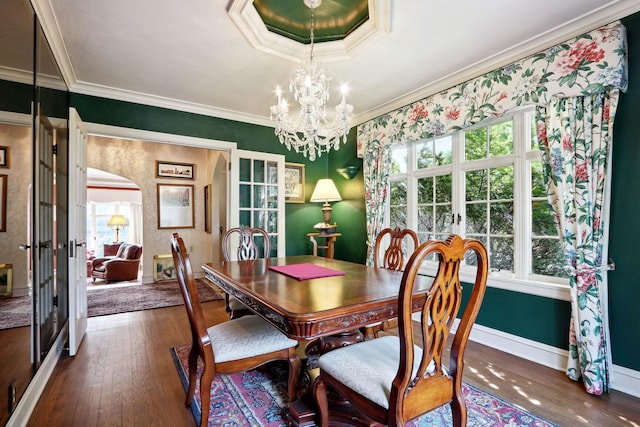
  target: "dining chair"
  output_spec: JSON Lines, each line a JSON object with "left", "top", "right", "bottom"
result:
{"left": 221, "top": 226, "right": 271, "bottom": 319}
{"left": 362, "top": 227, "right": 419, "bottom": 339}
{"left": 170, "top": 233, "right": 300, "bottom": 427}
{"left": 313, "top": 234, "right": 488, "bottom": 427}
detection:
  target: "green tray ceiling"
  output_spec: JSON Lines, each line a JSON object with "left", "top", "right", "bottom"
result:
{"left": 253, "top": 0, "right": 369, "bottom": 44}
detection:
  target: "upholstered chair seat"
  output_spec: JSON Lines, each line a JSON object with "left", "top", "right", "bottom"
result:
{"left": 207, "top": 315, "right": 298, "bottom": 363}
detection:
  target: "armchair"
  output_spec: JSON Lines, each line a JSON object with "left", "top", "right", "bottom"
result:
{"left": 91, "top": 243, "right": 142, "bottom": 282}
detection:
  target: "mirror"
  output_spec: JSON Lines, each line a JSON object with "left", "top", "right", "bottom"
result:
{"left": 0, "top": 0, "right": 35, "bottom": 422}
{"left": 0, "top": 0, "right": 70, "bottom": 422}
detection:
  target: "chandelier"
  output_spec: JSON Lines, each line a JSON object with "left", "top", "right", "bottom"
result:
{"left": 269, "top": 0, "right": 354, "bottom": 161}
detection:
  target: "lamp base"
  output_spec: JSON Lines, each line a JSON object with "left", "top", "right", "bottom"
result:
{"left": 321, "top": 202, "right": 332, "bottom": 224}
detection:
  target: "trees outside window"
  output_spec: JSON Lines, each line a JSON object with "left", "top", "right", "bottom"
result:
{"left": 387, "top": 108, "right": 567, "bottom": 286}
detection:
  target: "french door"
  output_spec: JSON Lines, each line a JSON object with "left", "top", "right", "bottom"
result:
{"left": 228, "top": 150, "right": 285, "bottom": 257}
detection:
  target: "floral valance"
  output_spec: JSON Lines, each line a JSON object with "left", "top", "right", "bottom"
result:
{"left": 357, "top": 20, "right": 627, "bottom": 156}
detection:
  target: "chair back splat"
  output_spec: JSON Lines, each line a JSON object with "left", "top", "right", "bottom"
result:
{"left": 221, "top": 226, "right": 271, "bottom": 319}
{"left": 374, "top": 227, "right": 419, "bottom": 271}
{"left": 314, "top": 234, "right": 488, "bottom": 427}
{"left": 171, "top": 233, "right": 300, "bottom": 427}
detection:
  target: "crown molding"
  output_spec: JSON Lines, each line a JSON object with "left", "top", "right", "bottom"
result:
{"left": 353, "top": 0, "right": 640, "bottom": 126}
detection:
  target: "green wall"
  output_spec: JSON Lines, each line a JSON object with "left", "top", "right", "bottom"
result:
{"left": 607, "top": 12, "right": 640, "bottom": 371}
{"left": 68, "top": 11, "right": 640, "bottom": 372}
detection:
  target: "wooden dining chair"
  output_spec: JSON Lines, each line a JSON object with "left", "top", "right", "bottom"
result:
{"left": 221, "top": 226, "right": 271, "bottom": 319}
{"left": 313, "top": 234, "right": 488, "bottom": 427}
{"left": 362, "top": 227, "right": 419, "bottom": 339}
{"left": 170, "top": 233, "right": 300, "bottom": 427}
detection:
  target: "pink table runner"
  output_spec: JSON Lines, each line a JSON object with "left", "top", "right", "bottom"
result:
{"left": 268, "top": 263, "right": 345, "bottom": 281}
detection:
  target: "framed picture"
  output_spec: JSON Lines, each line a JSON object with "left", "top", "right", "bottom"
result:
{"left": 0, "top": 146, "right": 9, "bottom": 168}
{"left": 284, "top": 162, "right": 305, "bottom": 203}
{"left": 204, "top": 184, "right": 212, "bottom": 233}
{"left": 153, "top": 255, "right": 176, "bottom": 282}
{"left": 155, "top": 160, "right": 195, "bottom": 180}
{"left": 0, "top": 263, "right": 12, "bottom": 297}
{"left": 157, "top": 183, "right": 195, "bottom": 229}
{"left": 0, "top": 175, "right": 6, "bottom": 232}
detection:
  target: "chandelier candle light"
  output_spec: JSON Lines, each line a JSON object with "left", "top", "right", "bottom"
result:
{"left": 270, "top": 0, "right": 354, "bottom": 161}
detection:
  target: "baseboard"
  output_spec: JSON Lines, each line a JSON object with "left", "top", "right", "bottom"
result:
{"left": 467, "top": 322, "right": 640, "bottom": 399}
{"left": 5, "top": 323, "right": 67, "bottom": 427}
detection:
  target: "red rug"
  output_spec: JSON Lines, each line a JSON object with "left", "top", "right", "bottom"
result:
{"left": 0, "top": 279, "right": 223, "bottom": 329}
{"left": 170, "top": 343, "right": 558, "bottom": 427}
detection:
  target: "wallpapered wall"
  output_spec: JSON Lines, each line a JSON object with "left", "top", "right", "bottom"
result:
{"left": 0, "top": 122, "right": 32, "bottom": 296}
{"left": 87, "top": 135, "right": 225, "bottom": 282}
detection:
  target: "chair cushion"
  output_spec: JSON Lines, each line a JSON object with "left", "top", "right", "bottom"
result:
{"left": 207, "top": 315, "right": 298, "bottom": 363}
{"left": 318, "top": 336, "right": 424, "bottom": 409}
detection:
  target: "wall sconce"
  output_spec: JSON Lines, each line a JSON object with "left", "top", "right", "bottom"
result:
{"left": 310, "top": 179, "right": 342, "bottom": 226}
{"left": 107, "top": 214, "right": 128, "bottom": 242}
{"left": 336, "top": 163, "right": 361, "bottom": 180}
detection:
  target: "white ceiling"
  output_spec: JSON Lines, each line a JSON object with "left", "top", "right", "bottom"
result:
{"left": 32, "top": 0, "right": 640, "bottom": 128}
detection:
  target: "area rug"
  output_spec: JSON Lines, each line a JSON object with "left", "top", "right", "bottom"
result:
{"left": 170, "top": 343, "right": 558, "bottom": 427}
{"left": 0, "top": 279, "right": 223, "bottom": 329}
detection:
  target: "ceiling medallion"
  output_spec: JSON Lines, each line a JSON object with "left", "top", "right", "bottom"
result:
{"left": 269, "top": 0, "right": 354, "bottom": 161}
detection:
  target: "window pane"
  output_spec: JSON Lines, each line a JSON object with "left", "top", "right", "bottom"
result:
{"left": 389, "top": 207, "right": 406, "bottom": 229}
{"left": 435, "top": 175, "right": 451, "bottom": 203}
{"left": 253, "top": 184, "right": 265, "bottom": 208}
{"left": 490, "top": 237, "right": 513, "bottom": 271}
{"left": 390, "top": 180, "right": 407, "bottom": 205}
{"left": 531, "top": 162, "right": 546, "bottom": 198}
{"left": 418, "top": 206, "right": 433, "bottom": 232}
{"left": 490, "top": 166, "right": 514, "bottom": 200}
{"left": 253, "top": 160, "right": 264, "bottom": 183}
{"left": 532, "top": 201, "right": 557, "bottom": 235}
{"left": 489, "top": 121, "right": 513, "bottom": 156}
{"left": 239, "top": 158, "right": 251, "bottom": 182}
{"left": 465, "top": 235, "right": 487, "bottom": 266}
{"left": 490, "top": 202, "right": 513, "bottom": 234}
{"left": 466, "top": 170, "right": 487, "bottom": 201}
{"left": 435, "top": 205, "right": 452, "bottom": 233}
{"left": 239, "top": 210, "right": 250, "bottom": 227}
{"left": 253, "top": 210, "right": 264, "bottom": 229}
{"left": 390, "top": 145, "right": 407, "bottom": 173}
{"left": 239, "top": 184, "right": 251, "bottom": 208}
{"left": 267, "top": 211, "right": 277, "bottom": 233}
{"left": 267, "top": 185, "right": 278, "bottom": 209}
{"left": 466, "top": 203, "right": 486, "bottom": 234}
{"left": 532, "top": 238, "right": 567, "bottom": 277}
{"left": 434, "top": 136, "right": 453, "bottom": 166}
{"left": 267, "top": 162, "right": 278, "bottom": 184}
{"left": 465, "top": 128, "right": 487, "bottom": 160}
{"left": 417, "top": 177, "right": 433, "bottom": 204}
{"left": 416, "top": 140, "right": 434, "bottom": 169}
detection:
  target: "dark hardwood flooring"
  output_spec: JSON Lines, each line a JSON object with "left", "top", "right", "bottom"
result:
{"left": 23, "top": 299, "right": 640, "bottom": 426}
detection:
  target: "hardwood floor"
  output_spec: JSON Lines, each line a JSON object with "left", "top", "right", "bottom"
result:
{"left": 25, "top": 299, "right": 640, "bottom": 426}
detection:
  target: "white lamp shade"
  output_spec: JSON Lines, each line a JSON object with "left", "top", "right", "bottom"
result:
{"left": 107, "top": 214, "right": 129, "bottom": 227}
{"left": 310, "top": 179, "right": 342, "bottom": 202}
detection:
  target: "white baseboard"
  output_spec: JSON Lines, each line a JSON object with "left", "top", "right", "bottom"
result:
{"left": 467, "top": 322, "right": 640, "bottom": 399}
{"left": 5, "top": 323, "right": 67, "bottom": 427}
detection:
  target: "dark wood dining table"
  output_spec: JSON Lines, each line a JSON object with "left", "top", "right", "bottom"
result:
{"left": 202, "top": 255, "right": 432, "bottom": 426}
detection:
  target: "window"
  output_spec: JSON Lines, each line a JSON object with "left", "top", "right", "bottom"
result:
{"left": 387, "top": 108, "right": 568, "bottom": 295}
{"left": 87, "top": 202, "right": 132, "bottom": 256}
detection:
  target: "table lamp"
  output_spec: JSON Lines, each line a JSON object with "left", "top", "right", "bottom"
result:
{"left": 107, "top": 214, "right": 129, "bottom": 242}
{"left": 310, "top": 179, "right": 342, "bottom": 225}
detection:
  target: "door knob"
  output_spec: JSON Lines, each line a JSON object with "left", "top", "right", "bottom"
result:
{"left": 19, "top": 244, "right": 31, "bottom": 250}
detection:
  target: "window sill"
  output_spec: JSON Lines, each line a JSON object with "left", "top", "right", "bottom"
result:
{"left": 460, "top": 270, "right": 570, "bottom": 301}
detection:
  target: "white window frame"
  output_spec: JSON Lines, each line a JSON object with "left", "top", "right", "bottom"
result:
{"left": 387, "top": 107, "right": 570, "bottom": 301}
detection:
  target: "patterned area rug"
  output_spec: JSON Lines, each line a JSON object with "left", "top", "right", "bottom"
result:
{"left": 170, "top": 343, "right": 558, "bottom": 427}
{"left": 0, "top": 279, "right": 223, "bottom": 329}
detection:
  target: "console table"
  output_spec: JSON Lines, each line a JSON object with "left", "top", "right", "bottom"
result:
{"left": 307, "top": 232, "right": 341, "bottom": 259}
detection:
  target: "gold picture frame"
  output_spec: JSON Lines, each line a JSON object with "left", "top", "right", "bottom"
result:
{"left": 284, "top": 162, "right": 305, "bottom": 203}
{"left": 0, "top": 263, "right": 13, "bottom": 297}
{"left": 157, "top": 183, "right": 195, "bottom": 229}
{"left": 153, "top": 255, "right": 176, "bottom": 282}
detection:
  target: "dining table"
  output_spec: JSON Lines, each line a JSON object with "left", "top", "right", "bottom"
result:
{"left": 202, "top": 254, "right": 433, "bottom": 426}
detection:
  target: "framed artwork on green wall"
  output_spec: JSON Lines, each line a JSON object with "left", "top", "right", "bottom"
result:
{"left": 285, "top": 162, "right": 305, "bottom": 203}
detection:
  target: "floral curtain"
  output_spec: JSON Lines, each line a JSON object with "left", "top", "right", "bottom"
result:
{"left": 535, "top": 91, "right": 618, "bottom": 394}
{"left": 356, "top": 22, "right": 627, "bottom": 258}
